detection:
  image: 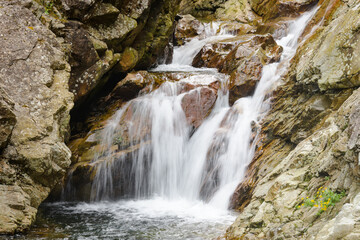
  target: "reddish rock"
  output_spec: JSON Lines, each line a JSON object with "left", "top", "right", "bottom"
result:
{"left": 174, "top": 14, "right": 205, "bottom": 46}
{"left": 181, "top": 87, "right": 217, "bottom": 128}
{"left": 220, "top": 34, "right": 282, "bottom": 104}
{"left": 192, "top": 41, "right": 239, "bottom": 69}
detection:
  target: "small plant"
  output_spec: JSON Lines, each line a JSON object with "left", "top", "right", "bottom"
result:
{"left": 39, "top": 0, "right": 53, "bottom": 14}
{"left": 296, "top": 187, "right": 346, "bottom": 215}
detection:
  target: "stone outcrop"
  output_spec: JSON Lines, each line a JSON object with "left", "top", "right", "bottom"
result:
{"left": 59, "top": 71, "right": 222, "bottom": 201}
{"left": 226, "top": 0, "right": 360, "bottom": 239}
{"left": 0, "top": 1, "right": 73, "bottom": 234}
{"left": 192, "top": 34, "right": 283, "bottom": 104}
{"left": 179, "top": 0, "right": 258, "bottom": 22}
{"left": 0, "top": 0, "right": 182, "bottom": 234}
{"left": 249, "top": 0, "right": 318, "bottom": 20}
{"left": 174, "top": 14, "right": 205, "bottom": 46}
{"left": 49, "top": 0, "right": 181, "bottom": 109}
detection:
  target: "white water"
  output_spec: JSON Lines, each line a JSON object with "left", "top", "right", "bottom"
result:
{"left": 63, "top": 10, "right": 318, "bottom": 239}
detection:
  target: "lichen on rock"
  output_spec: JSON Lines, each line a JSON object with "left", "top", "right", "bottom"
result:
{"left": 0, "top": 1, "right": 73, "bottom": 234}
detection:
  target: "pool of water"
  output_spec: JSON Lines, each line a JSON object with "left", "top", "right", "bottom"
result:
{"left": 12, "top": 198, "right": 236, "bottom": 240}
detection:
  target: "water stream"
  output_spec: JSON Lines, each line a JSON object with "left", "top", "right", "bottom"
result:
{"left": 27, "top": 10, "right": 317, "bottom": 239}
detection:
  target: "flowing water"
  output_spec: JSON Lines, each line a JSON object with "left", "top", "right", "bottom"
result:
{"left": 27, "top": 10, "right": 318, "bottom": 240}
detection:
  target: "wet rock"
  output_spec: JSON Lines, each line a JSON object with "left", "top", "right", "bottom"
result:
{"left": 192, "top": 39, "right": 240, "bottom": 69}
{"left": 109, "top": 71, "right": 153, "bottom": 100}
{"left": 181, "top": 87, "right": 217, "bottom": 128}
{"left": 220, "top": 34, "right": 282, "bottom": 104}
{"left": 0, "top": 2, "right": 73, "bottom": 233}
{"left": 174, "top": 14, "right": 204, "bottom": 46}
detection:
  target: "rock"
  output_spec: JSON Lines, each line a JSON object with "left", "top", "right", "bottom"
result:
{"left": 174, "top": 14, "right": 204, "bottom": 46}
{"left": 227, "top": 2, "right": 360, "bottom": 239}
{"left": 293, "top": 1, "right": 360, "bottom": 91}
{"left": 85, "top": 3, "right": 120, "bottom": 24}
{"left": 192, "top": 39, "right": 241, "bottom": 69}
{"left": 249, "top": 0, "right": 318, "bottom": 20}
{"left": 181, "top": 87, "right": 217, "bottom": 128}
{"left": 132, "top": 0, "right": 182, "bottom": 69}
{"left": 179, "top": 0, "right": 226, "bottom": 18}
{"left": 220, "top": 34, "right": 282, "bottom": 104}
{"left": 0, "top": 2, "right": 73, "bottom": 233}
{"left": 215, "top": 0, "right": 258, "bottom": 22}
{"left": 70, "top": 50, "right": 121, "bottom": 106}
{"left": 117, "top": 47, "right": 139, "bottom": 72}
{"left": 87, "top": 13, "right": 137, "bottom": 52}
{"left": 62, "top": 21, "right": 100, "bottom": 98}
{"left": 61, "top": 0, "right": 96, "bottom": 20}
{"left": 89, "top": 36, "right": 108, "bottom": 56}
{"left": 115, "top": 0, "right": 152, "bottom": 20}
{"left": 0, "top": 90, "right": 16, "bottom": 151}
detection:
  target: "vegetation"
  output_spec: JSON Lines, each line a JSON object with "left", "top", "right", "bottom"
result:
{"left": 296, "top": 187, "right": 346, "bottom": 215}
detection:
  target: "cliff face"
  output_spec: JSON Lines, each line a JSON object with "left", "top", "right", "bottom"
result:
{"left": 0, "top": 0, "right": 180, "bottom": 234}
{"left": 0, "top": 1, "right": 73, "bottom": 233}
{"left": 227, "top": 0, "right": 360, "bottom": 239}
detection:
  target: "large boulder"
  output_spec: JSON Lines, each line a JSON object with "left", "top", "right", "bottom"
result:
{"left": 174, "top": 14, "right": 205, "bottom": 46}
{"left": 220, "top": 34, "right": 283, "bottom": 104}
{"left": 0, "top": 2, "right": 73, "bottom": 234}
{"left": 292, "top": 0, "right": 360, "bottom": 91}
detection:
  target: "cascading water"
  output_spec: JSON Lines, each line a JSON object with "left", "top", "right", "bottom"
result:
{"left": 34, "top": 9, "right": 318, "bottom": 240}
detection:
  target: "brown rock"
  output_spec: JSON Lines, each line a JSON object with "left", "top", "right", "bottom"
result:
{"left": 220, "top": 34, "right": 282, "bottom": 104}
{"left": 181, "top": 87, "right": 217, "bottom": 128}
{"left": 192, "top": 40, "right": 240, "bottom": 69}
{"left": 249, "top": 0, "right": 318, "bottom": 20}
{"left": 174, "top": 14, "right": 204, "bottom": 46}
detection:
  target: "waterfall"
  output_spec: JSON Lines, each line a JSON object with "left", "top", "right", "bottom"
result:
{"left": 52, "top": 8, "right": 320, "bottom": 240}
{"left": 89, "top": 9, "right": 317, "bottom": 207}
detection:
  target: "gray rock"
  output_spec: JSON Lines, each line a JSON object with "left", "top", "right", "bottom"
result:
{"left": 0, "top": 2, "right": 73, "bottom": 233}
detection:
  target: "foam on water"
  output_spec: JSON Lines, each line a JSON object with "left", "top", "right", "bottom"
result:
{"left": 57, "top": 10, "right": 319, "bottom": 239}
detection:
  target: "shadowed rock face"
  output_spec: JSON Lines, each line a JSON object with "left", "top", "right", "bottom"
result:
{"left": 0, "top": 2, "right": 73, "bottom": 234}
{"left": 54, "top": 0, "right": 182, "bottom": 110}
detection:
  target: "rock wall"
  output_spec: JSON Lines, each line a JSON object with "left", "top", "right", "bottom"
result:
{"left": 0, "top": 0, "right": 73, "bottom": 233}
{"left": 0, "top": 0, "right": 181, "bottom": 234}
{"left": 227, "top": 0, "right": 360, "bottom": 239}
